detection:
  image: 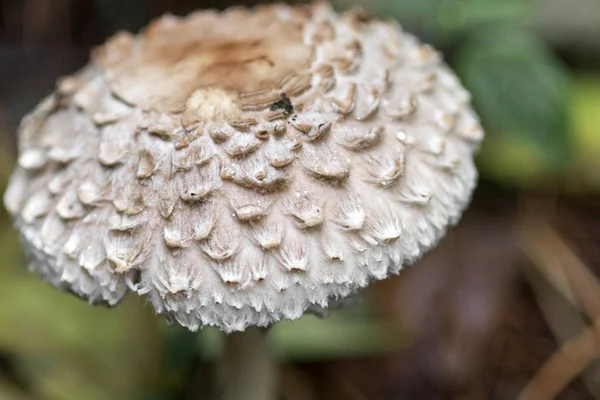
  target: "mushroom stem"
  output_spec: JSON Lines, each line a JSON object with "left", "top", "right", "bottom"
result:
{"left": 217, "top": 327, "right": 277, "bottom": 400}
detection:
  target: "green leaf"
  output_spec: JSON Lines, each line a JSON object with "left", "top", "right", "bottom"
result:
{"left": 436, "top": 0, "right": 525, "bottom": 36}
{"left": 457, "top": 27, "right": 572, "bottom": 172}
{"left": 476, "top": 131, "right": 556, "bottom": 188}
{"left": 333, "top": 0, "right": 525, "bottom": 46}
{"left": 566, "top": 74, "right": 600, "bottom": 193}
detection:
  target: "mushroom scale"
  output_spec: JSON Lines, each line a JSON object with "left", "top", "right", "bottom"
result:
{"left": 3, "top": 2, "right": 484, "bottom": 332}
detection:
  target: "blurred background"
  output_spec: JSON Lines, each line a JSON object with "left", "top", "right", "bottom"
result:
{"left": 1, "top": 0, "right": 600, "bottom": 399}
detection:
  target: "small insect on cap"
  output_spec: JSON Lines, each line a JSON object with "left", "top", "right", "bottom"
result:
{"left": 4, "top": 2, "right": 484, "bottom": 332}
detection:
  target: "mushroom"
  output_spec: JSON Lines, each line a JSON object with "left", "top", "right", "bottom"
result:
{"left": 3, "top": 2, "right": 484, "bottom": 399}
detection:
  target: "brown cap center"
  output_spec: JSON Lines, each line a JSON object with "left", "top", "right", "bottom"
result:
{"left": 94, "top": 8, "right": 315, "bottom": 114}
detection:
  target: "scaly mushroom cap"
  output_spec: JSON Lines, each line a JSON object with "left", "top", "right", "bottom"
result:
{"left": 3, "top": 2, "right": 484, "bottom": 332}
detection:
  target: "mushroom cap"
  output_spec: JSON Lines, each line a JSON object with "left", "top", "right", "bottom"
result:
{"left": 3, "top": 2, "right": 484, "bottom": 332}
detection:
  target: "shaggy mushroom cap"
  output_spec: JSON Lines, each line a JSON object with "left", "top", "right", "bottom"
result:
{"left": 4, "top": 2, "right": 484, "bottom": 332}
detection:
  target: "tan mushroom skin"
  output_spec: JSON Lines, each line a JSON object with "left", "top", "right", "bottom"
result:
{"left": 4, "top": 2, "right": 484, "bottom": 332}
